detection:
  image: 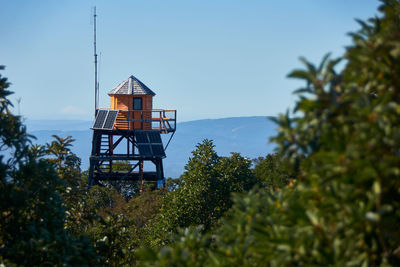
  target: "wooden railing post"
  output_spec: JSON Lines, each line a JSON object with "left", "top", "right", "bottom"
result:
{"left": 160, "top": 111, "right": 162, "bottom": 130}
{"left": 141, "top": 111, "right": 143, "bottom": 130}
{"left": 129, "top": 110, "right": 132, "bottom": 130}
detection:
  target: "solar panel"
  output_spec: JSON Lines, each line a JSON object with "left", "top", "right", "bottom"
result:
{"left": 135, "top": 131, "right": 165, "bottom": 157}
{"left": 148, "top": 131, "right": 162, "bottom": 143}
{"left": 151, "top": 144, "right": 165, "bottom": 157}
{"left": 138, "top": 144, "right": 152, "bottom": 156}
{"left": 103, "top": 110, "right": 119, "bottom": 130}
{"left": 135, "top": 132, "right": 149, "bottom": 143}
{"left": 93, "top": 110, "right": 119, "bottom": 130}
{"left": 93, "top": 110, "right": 108, "bottom": 129}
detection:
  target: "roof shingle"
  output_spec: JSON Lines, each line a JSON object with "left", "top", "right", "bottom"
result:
{"left": 109, "top": 75, "right": 156, "bottom": 95}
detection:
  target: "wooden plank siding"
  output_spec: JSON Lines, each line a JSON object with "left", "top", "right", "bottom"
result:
{"left": 110, "top": 95, "right": 153, "bottom": 130}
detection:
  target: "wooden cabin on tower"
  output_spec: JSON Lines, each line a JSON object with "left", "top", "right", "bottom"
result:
{"left": 109, "top": 76, "right": 155, "bottom": 130}
{"left": 88, "top": 75, "right": 176, "bottom": 189}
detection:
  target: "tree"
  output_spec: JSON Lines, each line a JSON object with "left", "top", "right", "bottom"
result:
{"left": 268, "top": 1, "right": 400, "bottom": 263}
{"left": 253, "top": 153, "right": 292, "bottom": 189}
{"left": 0, "top": 66, "right": 98, "bottom": 265}
{"left": 147, "top": 139, "right": 257, "bottom": 247}
{"left": 0, "top": 65, "right": 30, "bottom": 161}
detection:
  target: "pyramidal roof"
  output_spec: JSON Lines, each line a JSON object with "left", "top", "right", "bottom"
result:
{"left": 108, "top": 75, "right": 156, "bottom": 96}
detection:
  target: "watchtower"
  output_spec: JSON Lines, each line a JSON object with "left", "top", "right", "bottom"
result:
{"left": 87, "top": 75, "right": 176, "bottom": 190}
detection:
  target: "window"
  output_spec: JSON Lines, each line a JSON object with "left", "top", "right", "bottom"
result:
{"left": 133, "top": 97, "right": 142, "bottom": 110}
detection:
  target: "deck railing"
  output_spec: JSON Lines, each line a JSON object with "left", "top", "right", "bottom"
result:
{"left": 97, "top": 109, "right": 176, "bottom": 132}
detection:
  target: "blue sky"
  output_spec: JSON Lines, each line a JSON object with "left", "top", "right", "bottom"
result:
{"left": 1, "top": 0, "right": 380, "bottom": 122}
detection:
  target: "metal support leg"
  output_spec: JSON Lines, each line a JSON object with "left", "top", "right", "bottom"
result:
{"left": 139, "top": 160, "right": 144, "bottom": 193}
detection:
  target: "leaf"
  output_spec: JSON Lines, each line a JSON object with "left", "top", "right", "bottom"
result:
{"left": 287, "top": 70, "right": 314, "bottom": 82}
{"left": 317, "top": 52, "right": 332, "bottom": 73}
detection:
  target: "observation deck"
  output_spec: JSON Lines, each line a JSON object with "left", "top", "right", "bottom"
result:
{"left": 92, "top": 108, "right": 176, "bottom": 133}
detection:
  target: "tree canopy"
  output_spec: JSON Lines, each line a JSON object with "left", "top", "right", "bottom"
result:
{"left": 0, "top": 66, "right": 98, "bottom": 265}
{"left": 139, "top": 1, "right": 400, "bottom": 265}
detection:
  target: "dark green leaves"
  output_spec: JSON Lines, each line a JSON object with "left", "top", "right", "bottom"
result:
{"left": 139, "top": 1, "right": 400, "bottom": 266}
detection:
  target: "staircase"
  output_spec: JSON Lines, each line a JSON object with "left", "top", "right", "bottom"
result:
{"left": 98, "top": 135, "right": 111, "bottom": 172}
{"left": 100, "top": 135, "right": 110, "bottom": 155}
{"left": 114, "top": 112, "right": 129, "bottom": 130}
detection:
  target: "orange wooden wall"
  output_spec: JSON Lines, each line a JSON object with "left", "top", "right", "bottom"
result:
{"left": 110, "top": 95, "right": 153, "bottom": 130}
{"left": 110, "top": 95, "right": 153, "bottom": 111}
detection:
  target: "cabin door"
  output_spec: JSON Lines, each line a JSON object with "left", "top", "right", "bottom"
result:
{"left": 133, "top": 97, "right": 143, "bottom": 129}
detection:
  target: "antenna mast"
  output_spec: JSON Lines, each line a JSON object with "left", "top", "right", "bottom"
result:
{"left": 93, "top": 6, "right": 98, "bottom": 117}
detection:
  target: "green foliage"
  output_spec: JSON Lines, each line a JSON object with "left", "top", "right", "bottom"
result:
{"left": 85, "top": 186, "right": 126, "bottom": 215}
{"left": 45, "top": 135, "right": 87, "bottom": 210}
{"left": 165, "top": 176, "right": 183, "bottom": 191}
{"left": 88, "top": 213, "right": 138, "bottom": 265}
{"left": 0, "top": 65, "right": 31, "bottom": 161}
{"left": 0, "top": 67, "right": 99, "bottom": 265}
{"left": 268, "top": 1, "right": 400, "bottom": 264}
{"left": 66, "top": 183, "right": 165, "bottom": 265}
{"left": 138, "top": 226, "right": 212, "bottom": 267}
{"left": 139, "top": 1, "right": 400, "bottom": 265}
{"left": 147, "top": 140, "right": 257, "bottom": 247}
{"left": 46, "top": 135, "right": 81, "bottom": 184}
{"left": 112, "top": 160, "right": 132, "bottom": 171}
{"left": 253, "top": 154, "right": 292, "bottom": 189}
{"left": 126, "top": 189, "right": 165, "bottom": 229}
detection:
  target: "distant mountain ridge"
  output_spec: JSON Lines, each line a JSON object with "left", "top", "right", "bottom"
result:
{"left": 27, "top": 116, "right": 277, "bottom": 178}
{"left": 25, "top": 120, "right": 93, "bottom": 131}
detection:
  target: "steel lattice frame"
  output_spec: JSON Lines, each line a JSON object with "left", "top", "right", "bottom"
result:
{"left": 88, "top": 129, "right": 165, "bottom": 190}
